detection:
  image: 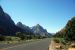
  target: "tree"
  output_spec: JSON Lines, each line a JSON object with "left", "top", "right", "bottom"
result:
{"left": 16, "top": 32, "right": 26, "bottom": 40}
{"left": 64, "top": 17, "right": 75, "bottom": 42}
{"left": 55, "top": 17, "right": 75, "bottom": 42}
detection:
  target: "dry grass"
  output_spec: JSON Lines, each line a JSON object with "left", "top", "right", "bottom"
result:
{"left": 49, "top": 39, "right": 63, "bottom": 50}
{"left": 68, "top": 43, "right": 75, "bottom": 50}
{"left": 68, "top": 48, "right": 75, "bottom": 50}
{"left": 49, "top": 38, "right": 67, "bottom": 50}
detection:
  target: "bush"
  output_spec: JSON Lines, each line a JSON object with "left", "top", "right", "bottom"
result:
{"left": 16, "top": 32, "right": 26, "bottom": 40}
{"left": 1, "top": 36, "right": 21, "bottom": 41}
{"left": 53, "top": 38, "right": 60, "bottom": 43}
{"left": 11, "top": 37, "right": 21, "bottom": 41}
{"left": 0, "top": 36, "right": 5, "bottom": 41}
{"left": 71, "top": 45, "right": 75, "bottom": 48}
{"left": 5, "top": 36, "right": 12, "bottom": 41}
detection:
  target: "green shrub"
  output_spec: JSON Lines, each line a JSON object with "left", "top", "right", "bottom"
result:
{"left": 11, "top": 37, "right": 21, "bottom": 41}
{"left": 0, "top": 36, "right": 5, "bottom": 41}
{"left": 16, "top": 32, "right": 26, "bottom": 40}
{"left": 53, "top": 38, "right": 60, "bottom": 43}
{"left": 5, "top": 36, "right": 12, "bottom": 41}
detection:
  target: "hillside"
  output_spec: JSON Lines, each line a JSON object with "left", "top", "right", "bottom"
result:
{"left": 0, "top": 6, "right": 33, "bottom": 36}
{"left": 54, "top": 17, "right": 75, "bottom": 41}
{"left": 0, "top": 6, "right": 18, "bottom": 36}
{"left": 16, "top": 22, "right": 33, "bottom": 35}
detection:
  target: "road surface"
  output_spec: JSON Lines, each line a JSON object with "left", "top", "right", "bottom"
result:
{"left": 2, "top": 38, "right": 50, "bottom": 50}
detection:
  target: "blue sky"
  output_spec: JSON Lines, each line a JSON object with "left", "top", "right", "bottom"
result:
{"left": 0, "top": 0, "right": 75, "bottom": 33}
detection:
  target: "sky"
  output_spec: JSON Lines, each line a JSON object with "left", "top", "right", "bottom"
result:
{"left": 0, "top": 0, "right": 75, "bottom": 33}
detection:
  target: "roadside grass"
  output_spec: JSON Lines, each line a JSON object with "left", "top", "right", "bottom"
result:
{"left": 0, "top": 36, "right": 43, "bottom": 44}
{"left": 0, "top": 36, "right": 20, "bottom": 44}
{"left": 0, "top": 38, "right": 44, "bottom": 50}
{"left": 53, "top": 38, "right": 69, "bottom": 50}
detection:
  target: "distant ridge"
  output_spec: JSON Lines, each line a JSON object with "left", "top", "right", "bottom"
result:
{"left": 0, "top": 6, "right": 51, "bottom": 37}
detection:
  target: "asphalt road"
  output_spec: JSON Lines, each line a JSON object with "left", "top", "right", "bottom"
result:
{"left": 4, "top": 38, "right": 50, "bottom": 50}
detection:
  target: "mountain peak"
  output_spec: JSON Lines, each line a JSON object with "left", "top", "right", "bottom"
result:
{"left": 17, "top": 22, "right": 22, "bottom": 25}
{"left": 35, "top": 24, "right": 44, "bottom": 30}
{"left": 0, "top": 6, "right": 3, "bottom": 11}
{"left": 36, "top": 24, "right": 43, "bottom": 27}
{"left": 0, "top": 6, "right": 4, "bottom": 16}
{"left": 32, "top": 24, "right": 48, "bottom": 36}
{"left": 36, "top": 24, "right": 41, "bottom": 26}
